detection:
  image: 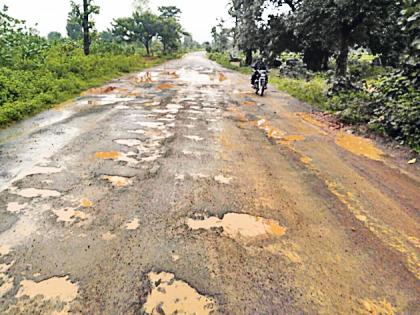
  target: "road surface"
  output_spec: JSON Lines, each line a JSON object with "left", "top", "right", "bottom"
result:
{"left": 0, "top": 52, "right": 419, "bottom": 314}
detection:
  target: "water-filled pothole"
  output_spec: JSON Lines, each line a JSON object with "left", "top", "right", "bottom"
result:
{"left": 187, "top": 213, "right": 286, "bottom": 240}
{"left": 143, "top": 271, "right": 216, "bottom": 315}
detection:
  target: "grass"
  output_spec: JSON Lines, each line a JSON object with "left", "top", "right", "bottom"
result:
{"left": 0, "top": 52, "right": 181, "bottom": 128}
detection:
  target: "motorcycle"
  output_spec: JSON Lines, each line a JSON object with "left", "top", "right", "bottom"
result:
{"left": 252, "top": 69, "right": 268, "bottom": 96}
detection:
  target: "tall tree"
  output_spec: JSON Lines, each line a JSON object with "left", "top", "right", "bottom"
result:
{"left": 229, "top": 0, "right": 265, "bottom": 65}
{"left": 157, "top": 7, "right": 184, "bottom": 54}
{"left": 113, "top": 11, "right": 160, "bottom": 56}
{"left": 67, "top": 0, "right": 99, "bottom": 55}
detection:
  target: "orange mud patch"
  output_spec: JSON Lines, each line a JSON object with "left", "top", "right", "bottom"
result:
{"left": 359, "top": 299, "right": 396, "bottom": 315}
{"left": 335, "top": 132, "right": 383, "bottom": 161}
{"left": 255, "top": 119, "right": 285, "bottom": 141}
{"left": 156, "top": 83, "right": 176, "bottom": 90}
{"left": 187, "top": 213, "right": 286, "bottom": 240}
{"left": 81, "top": 86, "right": 118, "bottom": 96}
{"left": 241, "top": 101, "right": 256, "bottom": 106}
{"left": 300, "top": 156, "right": 313, "bottom": 165}
{"left": 161, "top": 71, "right": 179, "bottom": 79}
{"left": 219, "top": 72, "right": 227, "bottom": 82}
{"left": 80, "top": 198, "right": 93, "bottom": 208}
{"left": 95, "top": 151, "right": 121, "bottom": 160}
{"left": 227, "top": 107, "right": 248, "bottom": 122}
{"left": 144, "top": 272, "right": 217, "bottom": 315}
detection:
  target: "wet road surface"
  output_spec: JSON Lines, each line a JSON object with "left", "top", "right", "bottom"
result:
{"left": 0, "top": 52, "right": 419, "bottom": 314}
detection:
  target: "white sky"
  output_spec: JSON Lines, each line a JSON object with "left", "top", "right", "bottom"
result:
{"left": 1, "top": 0, "right": 233, "bottom": 43}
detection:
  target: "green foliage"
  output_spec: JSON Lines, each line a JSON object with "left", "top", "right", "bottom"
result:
{"left": 271, "top": 76, "right": 327, "bottom": 108}
{"left": 0, "top": 43, "right": 175, "bottom": 127}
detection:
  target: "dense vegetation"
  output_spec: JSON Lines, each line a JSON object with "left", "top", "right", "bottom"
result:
{"left": 209, "top": 0, "right": 420, "bottom": 151}
{"left": 0, "top": 0, "right": 198, "bottom": 127}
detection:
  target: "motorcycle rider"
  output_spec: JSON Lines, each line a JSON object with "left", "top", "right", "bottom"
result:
{"left": 251, "top": 58, "right": 268, "bottom": 86}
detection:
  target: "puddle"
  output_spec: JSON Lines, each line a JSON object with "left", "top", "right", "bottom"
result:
{"left": 187, "top": 213, "right": 286, "bottom": 240}
{"left": 242, "top": 101, "right": 256, "bottom": 106}
{"left": 214, "top": 175, "right": 233, "bottom": 185}
{"left": 81, "top": 86, "right": 117, "bottom": 96}
{"left": 95, "top": 151, "right": 139, "bottom": 165}
{"left": 335, "top": 133, "right": 384, "bottom": 161}
{"left": 156, "top": 83, "right": 176, "bottom": 90}
{"left": 0, "top": 274, "right": 14, "bottom": 297}
{"left": 143, "top": 271, "right": 216, "bottom": 315}
{"left": 256, "top": 119, "right": 285, "bottom": 141}
{"left": 125, "top": 218, "right": 140, "bottom": 230}
{"left": 19, "top": 166, "right": 62, "bottom": 178}
{"left": 7, "top": 202, "right": 27, "bottom": 213}
{"left": 136, "top": 122, "right": 164, "bottom": 128}
{"left": 184, "top": 135, "right": 204, "bottom": 142}
{"left": 16, "top": 276, "right": 78, "bottom": 303}
{"left": 102, "top": 231, "right": 117, "bottom": 241}
{"left": 102, "top": 175, "right": 133, "bottom": 187}
{"left": 14, "top": 188, "right": 61, "bottom": 199}
{"left": 297, "top": 112, "right": 327, "bottom": 129}
{"left": 172, "top": 255, "right": 180, "bottom": 262}
{"left": 219, "top": 72, "right": 227, "bottom": 82}
{"left": 52, "top": 208, "right": 89, "bottom": 223}
{"left": 135, "top": 72, "right": 153, "bottom": 83}
{"left": 0, "top": 245, "right": 11, "bottom": 256}
{"left": 80, "top": 198, "right": 93, "bottom": 208}
{"left": 191, "top": 173, "right": 209, "bottom": 180}
{"left": 114, "top": 139, "right": 142, "bottom": 147}
{"left": 360, "top": 298, "right": 396, "bottom": 315}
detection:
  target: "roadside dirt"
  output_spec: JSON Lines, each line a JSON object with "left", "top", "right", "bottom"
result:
{"left": 0, "top": 52, "right": 418, "bottom": 314}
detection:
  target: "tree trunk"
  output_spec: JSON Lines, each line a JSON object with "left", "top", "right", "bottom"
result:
{"left": 82, "top": 0, "right": 90, "bottom": 56}
{"left": 336, "top": 34, "right": 349, "bottom": 77}
{"left": 144, "top": 41, "right": 150, "bottom": 56}
{"left": 245, "top": 49, "right": 253, "bottom": 66}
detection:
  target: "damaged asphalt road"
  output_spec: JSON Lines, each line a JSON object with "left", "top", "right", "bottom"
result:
{"left": 0, "top": 52, "right": 419, "bottom": 314}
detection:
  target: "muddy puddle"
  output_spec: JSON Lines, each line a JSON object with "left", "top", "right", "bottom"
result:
{"left": 52, "top": 208, "right": 89, "bottom": 224}
{"left": 102, "top": 231, "right": 117, "bottom": 241}
{"left": 80, "top": 198, "right": 93, "bottom": 208}
{"left": 13, "top": 188, "right": 61, "bottom": 199}
{"left": 125, "top": 218, "right": 140, "bottom": 230}
{"left": 184, "top": 135, "right": 204, "bottom": 142}
{"left": 16, "top": 276, "right": 78, "bottom": 303}
{"left": 214, "top": 175, "right": 233, "bottom": 185}
{"left": 143, "top": 271, "right": 216, "bottom": 315}
{"left": 335, "top": 132, "right": 384, "bottom": 161}
{"left": 102, "top": 175, "right": 133, "bottom": 187}
{"left": 187, "top": 213, "right": 286, "bottom": 240}
{"left": 6, "top": 202, "right": 27, "bottom": 213}
{"left": 114, "top": 139, "right": 142, "bottom": 147}
{"left": 95, "top": 151, "right": 139, "bottom": 165}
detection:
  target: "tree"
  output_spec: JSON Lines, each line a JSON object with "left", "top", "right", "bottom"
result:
{"left": 211, "top": 19, "right": 232, "bottom": 53}
{"left": 47, "top": 32, "right": 62, "bottom": 42}
{"left": 157, "top": 6, "right": 184, "bottom": 53}
{"left": 67, "top": 0, "right": 99, "bottom": 55}
{"left": 113, "top": 11, "right": 160, "bottom": 55}
{"left": 229, "top": 0, "right": 265, "bottom": 65}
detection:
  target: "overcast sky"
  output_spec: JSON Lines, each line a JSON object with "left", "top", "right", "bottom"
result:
{"left": 1, "top": 0, "right": 232, "bottom": 43}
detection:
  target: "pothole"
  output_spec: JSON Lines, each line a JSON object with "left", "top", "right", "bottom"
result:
{"left": 95, "top": 151, "right": 139, "bottom": 165}
{"left": 102, "top": 175, "right": 133, "bottom": 187}
{"left": 102, "top": 231, "right": 117, "bottom": 241}
{"left": 184, "top": 135, "right": 204, "bottom": 142}
{"left": 114, "top": 139, "right": 142, "bottom": 147}
{"left": 80, "top": 198, "right": 93, "bottom": 208}
{"left": 0, "top": 245, "right": 11, "bottom": 256}
{"left": 187, "top": 213, "right": 286, "bottom": 240}
{"left": 13, "top": 188, "right": 61, "bottom": 199}
{"left": 143, "top": 271, "right": 216, "bottom": 315}
{"left": 125, "top": 218, "right": 140, "bottom": 230}
{"left": 52, "top": 208, "right": 90, "bottom": 224}
{"left": 7, "top": 202, "right": 28, "bottom": 213}
{"left": 16, "top": 276, "right": 78, "bottom": 303}
{"left": 214, "top": 175, "right": 233, "bottom": 185}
